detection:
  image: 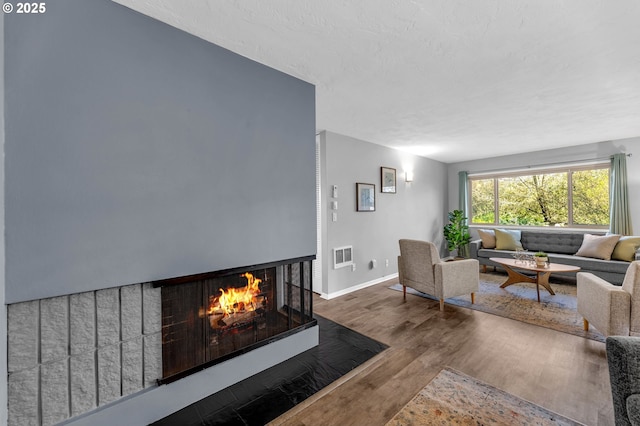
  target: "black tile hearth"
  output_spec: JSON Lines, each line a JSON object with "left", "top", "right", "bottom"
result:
{"left": 151, "top": 315, "right": 388, "bottom": 426}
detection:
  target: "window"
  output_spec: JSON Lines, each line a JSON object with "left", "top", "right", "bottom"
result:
{"left": 469, "top": 164, "right": 610, "bottom": 228}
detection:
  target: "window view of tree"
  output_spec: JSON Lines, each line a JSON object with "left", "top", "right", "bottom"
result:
{"left": 572, "top": 168, "right": 609, "bottom": 226}
{"left": 498, "top": 173, "right": 568, "bottom": 226}
{"left": 471, "top": 179, "right": 494, "bottom": 223}
{"left": 470, "top": 165, "right": 609, "bottom": 228}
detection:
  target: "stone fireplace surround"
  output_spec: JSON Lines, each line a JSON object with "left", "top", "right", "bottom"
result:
{"left": 7, "top": 262, "right": 319, "bottom": 426}
{"left": 8, "top": 283, "right": 162, "bottom": 426}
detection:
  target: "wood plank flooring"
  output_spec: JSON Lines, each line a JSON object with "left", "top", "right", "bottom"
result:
{"left": 270, "top": 278, "right": 614, "bottom": 426}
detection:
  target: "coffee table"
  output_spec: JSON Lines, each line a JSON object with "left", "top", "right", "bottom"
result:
{"left": 489, "top": 257, "right": 581, "bottom": 302}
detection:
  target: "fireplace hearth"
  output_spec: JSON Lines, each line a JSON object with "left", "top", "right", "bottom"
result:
{"left": 155, "top": 256, "right": 315, "bottom": 384}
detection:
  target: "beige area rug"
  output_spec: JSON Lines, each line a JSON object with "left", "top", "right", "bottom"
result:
{"left": 390, "top": 272, "right": 605, "bottom": 342}
{"left": 386, "top": 367, "right": 583, "bottom": 425}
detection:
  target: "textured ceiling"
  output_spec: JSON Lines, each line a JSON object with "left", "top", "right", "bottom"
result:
{"left": 114, "top": 0, "right": 640, "bottom": 163}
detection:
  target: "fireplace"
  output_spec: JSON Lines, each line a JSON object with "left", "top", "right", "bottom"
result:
{"left": 155, "top": 256, "right": 316, "bottom": 383}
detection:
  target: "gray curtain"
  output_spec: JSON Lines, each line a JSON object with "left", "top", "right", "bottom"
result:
{"left": 457, "top": 171, "right": 470, "bottom": 257}
{"left": 610, "top": 153, "right": 633, "bottom": 235}
{"left": 458, "top": 171, "right": 469, "bottom": 218}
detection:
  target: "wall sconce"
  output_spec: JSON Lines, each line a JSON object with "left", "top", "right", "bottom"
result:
{"left": 405, "top": 171, "right": 414, "bottom": 182}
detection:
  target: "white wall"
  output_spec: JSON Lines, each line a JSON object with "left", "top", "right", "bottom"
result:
{"left": 447, "top": 139, "right": 640, "bottom": 234}
{"left": 319, "top": 131, "right": 448, "bottom": 298}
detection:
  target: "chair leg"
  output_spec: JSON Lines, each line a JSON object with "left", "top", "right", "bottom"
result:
{"left": 482, "top": 265, "right": 487, "bottom": 273}
{"left": 471, "top": 292, "right": 475, "bottom": 304}
{"left": 439, "top": 299, "right": 444, "bottom": 311}
{"left": 403, "top": 285, "right": 406, "bottom": 301}
{"left": 583, "top": 319, "right": 589, "bottom": 331}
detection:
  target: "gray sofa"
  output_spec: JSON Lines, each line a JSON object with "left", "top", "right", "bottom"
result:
{"left": 470, "top": 230, "right": 636, "bottom": 285}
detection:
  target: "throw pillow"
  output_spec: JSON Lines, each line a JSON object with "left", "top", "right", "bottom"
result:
{"left": 494, "top": 229, "right": 523, "bottom": 250}
{"left": 477, "top": 229, "right": 496, "bottom": 249}
{"left": 612, "top": 236, "right": 640, "bottom": 262}
{"left": 575, "top": 234, "right": 621, "bottom": 260}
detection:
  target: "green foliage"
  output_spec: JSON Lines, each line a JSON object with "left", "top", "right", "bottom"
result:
{"left": 471, "top": 179, "right": 494, "bottom": 224}
{"left": 498, "top": 173, "right": 568, "bottom": 226}
{"left": 470, "top": 168, "right": 609, "bottom": 227}
{"left": 572, "top": 168, "right": 609, "bottom": 225}
{"left": 534, "top": 251, "right": 548, "bottom": 257}
{"left": 443, "top": 209, "right": 472, "bottom": 257}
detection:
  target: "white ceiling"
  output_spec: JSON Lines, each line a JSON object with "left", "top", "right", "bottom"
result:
{"left": 114, "top": 0, "right": 640, "bottom": 163}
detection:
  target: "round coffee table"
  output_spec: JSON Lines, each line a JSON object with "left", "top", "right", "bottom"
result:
{"left": 489, "top": 257, "right": 581, "bottom": 302}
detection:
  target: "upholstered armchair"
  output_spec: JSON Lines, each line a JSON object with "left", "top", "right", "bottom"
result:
{"left": 398, "top": 239, "right": 479, "bottom": 311}
{"left": 606, "top": 336, "right": 640, "bottom": 426}
{"left": 577, "top": 261, "right": 640, "bottom": 337}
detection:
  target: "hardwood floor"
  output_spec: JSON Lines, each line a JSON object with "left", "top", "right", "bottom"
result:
{"left": 271, "top": 278, "right": 614, "bottom": 426}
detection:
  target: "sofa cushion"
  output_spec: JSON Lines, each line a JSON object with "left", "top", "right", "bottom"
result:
{"left": 494, "top": 229, "right": 523, "bottom": 250}
{"left": 549, "top": 253, "right": 630, "bottom": 274}
{"left": 477, "top": 229, "right": 496, "bottom": 249}
{"left": 612, "top": 236, "right": 640, "bottom": 262}
{"left": 576, "top": 234, "right": 621, "bottom": 260}
{"left": 476, "top": 248, "right": 515, "bottom": 260}
{"left": 521, "top": 231, "right": 587, "bottom": 255}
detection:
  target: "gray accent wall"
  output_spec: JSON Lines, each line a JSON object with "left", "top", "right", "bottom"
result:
{"left": 4, "top": 0, "right": 316, "bottom": 303}
{"left": 447, "top": 139, "right": 640, "bottom": 236}
{"left": 320, "top": 131, "right": 448, "bottom": 297}
{"left": 1, "top": 11, "right": 9, "bottom": 426}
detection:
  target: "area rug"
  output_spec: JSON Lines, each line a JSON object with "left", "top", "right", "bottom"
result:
{"left": 389, "top": 272, "right": 605, "bottom": 342}
{"left": 386, "top": 367, "right": 583, "bottom": 425}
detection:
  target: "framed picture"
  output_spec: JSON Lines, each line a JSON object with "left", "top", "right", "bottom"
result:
{"left": 381, "top": 167, "right": 396, "bottom": 193}
{"left": 356, "top": 183, "right": 376, "bottom": 212}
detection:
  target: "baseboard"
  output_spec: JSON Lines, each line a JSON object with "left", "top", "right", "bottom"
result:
{"left": 321, "top": 273, "right": 398, "bottom": 300}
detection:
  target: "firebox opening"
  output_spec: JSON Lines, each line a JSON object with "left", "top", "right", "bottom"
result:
{"left": 157, "top": 257, "right": 315, "bottom": 384}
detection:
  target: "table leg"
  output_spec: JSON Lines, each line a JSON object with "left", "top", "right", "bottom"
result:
{"left": 533, "top": 272, "right": 557, "bottom": 302}
{"left": 536, "top": 271, "right": 556, "bottom": 296}
{"left": 499, "top": 264, "right": 537, "bottom": 288}
{"left": 498, "top": 265, "right": 556, "bottom": 303}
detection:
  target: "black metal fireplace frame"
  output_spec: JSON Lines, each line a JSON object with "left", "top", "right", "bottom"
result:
{"left": 153, "top": 255, "right": 316, "bottom": 385}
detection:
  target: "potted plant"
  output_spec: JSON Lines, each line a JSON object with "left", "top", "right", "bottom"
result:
{"left": 534, "top": 251, "right": 548, "bottom": 267}
{"left": 443, "top": 209, "right": 472, "bottom": 258}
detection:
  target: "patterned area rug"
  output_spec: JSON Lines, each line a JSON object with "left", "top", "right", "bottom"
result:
{"left": 386, "top": 368, "right": 583, "bottom": 425}
{"left": 389, "top": 272, "right": 605, "bottom": 342}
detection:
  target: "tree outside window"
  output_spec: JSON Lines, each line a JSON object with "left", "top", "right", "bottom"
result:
{"left": 469, "top": 165, "right": 609, "bottom": 228}
{"left": 471, "top": 178, "right": 494, "bottom": 224}
{"left": 572, "top": 168, "right": 609, "bottom": 226}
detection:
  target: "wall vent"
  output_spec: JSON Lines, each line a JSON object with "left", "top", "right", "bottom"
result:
{"left": 333, "top": 246, "right": 353, "bottom": 269}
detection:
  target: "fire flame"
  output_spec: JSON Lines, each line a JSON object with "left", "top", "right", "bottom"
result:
{"left": 209, "top": 273, "right": 262, "bottom": 317}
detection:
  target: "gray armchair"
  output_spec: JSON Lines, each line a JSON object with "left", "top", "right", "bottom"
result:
{"left": 577, "top": 261, "right": 640, "bottom": 337}
{"left": 606, "top": 336, "right": 640, "bottom": 426}
{"left": 398, "top": 239, "right": 479, "bottom": 311}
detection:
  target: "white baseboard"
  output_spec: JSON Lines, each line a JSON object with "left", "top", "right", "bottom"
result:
{"left": 321, "top": 273, "right": 398, "bottom": 300}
